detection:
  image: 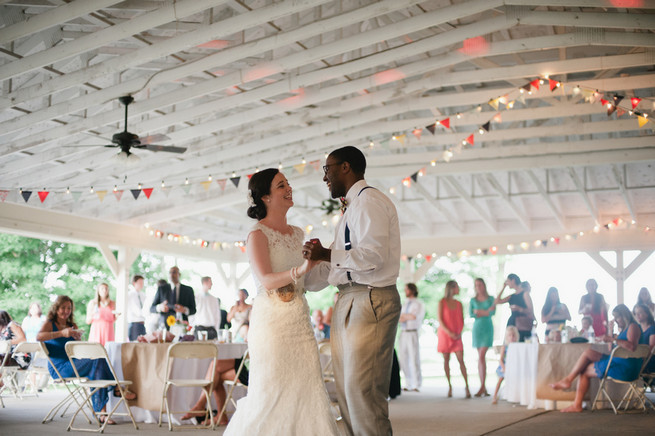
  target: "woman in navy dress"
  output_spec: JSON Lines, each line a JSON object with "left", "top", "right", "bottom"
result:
{"left": 551, "top": 304, "right": 643, "bottom": 412}
{"left": 634, "top": 303, "right": 655, "bottom": 373}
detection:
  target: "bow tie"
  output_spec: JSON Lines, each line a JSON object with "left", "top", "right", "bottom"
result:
{"left": 340, "top": 197, "right": 348, "bottom": 214}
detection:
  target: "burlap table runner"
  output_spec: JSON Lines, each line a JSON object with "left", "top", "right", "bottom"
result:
{"left": 121, "top": 342, "right": 170, "bottom": 411}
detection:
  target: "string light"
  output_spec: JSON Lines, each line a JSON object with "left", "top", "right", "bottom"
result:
{"left": 161, "top": 181, "right": 165, "bottom": 188}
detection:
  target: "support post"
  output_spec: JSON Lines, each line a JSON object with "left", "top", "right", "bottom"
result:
{"left": 585, "top": 250, "right": 653, "bottom": 305}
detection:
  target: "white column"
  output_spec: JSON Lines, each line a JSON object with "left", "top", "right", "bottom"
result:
{"left": 586, "top": 250, "right": 653, "bottom": 305}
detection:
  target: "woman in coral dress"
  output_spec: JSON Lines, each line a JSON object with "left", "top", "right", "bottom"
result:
{"left": 437, "top": 280, "right": 470, "bottom": 398}
{"left": 86, "top": 283, "right": 117, "bottom": 346}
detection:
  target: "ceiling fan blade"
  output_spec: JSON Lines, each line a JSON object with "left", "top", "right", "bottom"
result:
{"left": 142, "top": 144, "right": 187, "bottom": 154}
{"left": 139, "top": 133, "right": 170, "bottom": 144}
{"left": 63, "top": 144, "right": 114, "bottom": 147}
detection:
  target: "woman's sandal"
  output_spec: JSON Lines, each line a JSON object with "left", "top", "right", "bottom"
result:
{"left": 113, "top": 387, "right": 137, "bottom": 400}
{"left": 99, "top": 416, "right": 116, "bottom": 425}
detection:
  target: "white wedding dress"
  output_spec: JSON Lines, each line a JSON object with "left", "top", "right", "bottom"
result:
{"left": 224, "top": 223, "right": 339, "bottom": 436}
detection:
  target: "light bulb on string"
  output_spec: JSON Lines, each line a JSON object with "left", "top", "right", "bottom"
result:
{"left": 278, "top": 162, "right": 283, "bottom": 170}
{"left": 113, "top": 185, "right": 118, "bottom": 192}
{"left": 232, "top": 172, "right": 236, "bottom": 177}
{"left": 138, "top": 183, "right": 142, "bottom": 189}
{"left": 66, "top": 187, "right": 70, "bottom": 194}
{"left": 161, "top": 181, "right": 165, "bottom": 188}
{"left": 208, "top": 175, "right": 212, "bottom": 181}
{"left": 185, "top": 178, "right": 189, "bottom": 185}
{"left": 90, "top": 186, "right": 94, "bottom": 193}
{"left": 301, "top": 157, "right": 306, "bottom": 164}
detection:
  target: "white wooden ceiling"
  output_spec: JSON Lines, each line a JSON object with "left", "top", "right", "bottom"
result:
{"left": 1, "top": 0, "right": 654, "bottom": 257}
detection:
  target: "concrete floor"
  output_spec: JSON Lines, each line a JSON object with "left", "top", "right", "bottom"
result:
{"left": 0, "top": 386, "right": 652, "bottom": 435}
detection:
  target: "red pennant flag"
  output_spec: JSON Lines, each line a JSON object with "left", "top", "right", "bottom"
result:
{"left": 37, "top": 191, "right": 49, "bottom": 203}
{"left": 143, "top": 188, "right": 153, "bottom": 199}
{"left": 412, "top": 128, "right": 422, "bottom": 140}
{"left": 600, "top": 98, "right": 609, "bottom": 107}
{"left": 425, "top": 255, "right": 432, "bottom": 262}
{"left": 216, "top": 179, "right": 227, "bottom": 191}
{"left": 113, "top": 190, "right": 124, "bottom": 201}
{"left": 465, "top": 134, "right": 475, "bottom": 146}
{"left": 247, "top": 174, "right": 254, "bottom": 180}
{"left": 617, "top": 108, "right": 626, "bottom": 117}
{"left": 530, "top": 79, "right": 540, "bottom": 91}
{"left": 310, "top": 160, "right": 321, "bottom": 171}
{"left": 440, "top": 118, "right": 450, "bottom": 129}
{"left": 548, "top": 78, "right": 559, "bottom": 91}
{"left": 0, "top": 190, "right": 8, "bottom": 202}
{"left": 631, "top": 97, "right": 641, "bottom": 109}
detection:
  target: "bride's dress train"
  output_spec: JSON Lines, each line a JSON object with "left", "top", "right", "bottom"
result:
{"left": 224, "top": 223, "right": 339, "bottom": 436}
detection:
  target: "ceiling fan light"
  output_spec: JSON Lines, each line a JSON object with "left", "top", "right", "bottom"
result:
{"left": 114, "top": 150, "right": 140, "bottom": 165}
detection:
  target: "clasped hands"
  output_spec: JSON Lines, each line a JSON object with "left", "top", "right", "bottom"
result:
{"left": 158, "top": 300, "right": 187, "bottom": 314}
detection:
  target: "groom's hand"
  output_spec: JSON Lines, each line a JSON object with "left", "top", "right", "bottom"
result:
{"left": 303, "top": 238, "right": 330, "bottom": 262}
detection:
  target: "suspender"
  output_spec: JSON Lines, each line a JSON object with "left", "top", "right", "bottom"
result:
{"left": 344, "top": 186, "right": 374, "bottom": 281}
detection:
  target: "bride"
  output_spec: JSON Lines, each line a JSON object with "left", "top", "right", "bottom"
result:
{"left": 224, "top": 168, "right": 339, "bottom": 436}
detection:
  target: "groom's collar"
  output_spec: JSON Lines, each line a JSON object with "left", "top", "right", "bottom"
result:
{"left": 344, "top": 179, "right": 369, "bottom": 206}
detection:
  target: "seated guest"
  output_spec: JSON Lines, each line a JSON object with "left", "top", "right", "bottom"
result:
{"left": 547, "top": 329, "right": 562, "bottom": 343}
{"left": 0, "top": 310, "right": 30, "bottom": 389}
{"left": 634, "top": 303, "right": 655, "bottom": 373}
{"left": 578, "top": 316, "right": 594, "bottom": 339}
{"left": 37, "top": 295, "right": 136, "bottom": 424}
{"left": 635, "top": 287, "right": 655, "bottom": 314}
{"left": 312, "top": 309, "right": 330, "bottom": 340}
{"left": 541, "top": 287, "right": 571, "bottom": 336}
{"left": 551, "top": 304, "right": 643, "bottom": 412}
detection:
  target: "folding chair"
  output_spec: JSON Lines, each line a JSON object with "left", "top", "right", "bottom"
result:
{"left": 591, "top": 344, "right": 651, "bottom": 414}
{"left": 638, "top": 346, "right": 655, "bottom": 410}
{"left": 158, "top": 342, "right": 218, "bottom": 431}
{"left": 216, "top": 349, "right": 249, "bottom": 425}
{"left": 65, "top": 342, "right": 139, "bottom": 433}
{"left": 0, "top": 340, "right": 16, "bottom": 407}
{"left": 10, "top": 342, "right": 45, "bottom": 399}
{"left": 318, "top": 341, "right": 341, "bottom": 420}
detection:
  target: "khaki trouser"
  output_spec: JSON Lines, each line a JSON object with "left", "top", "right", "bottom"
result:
{"left": 333, "top": 283, "right": 401, "bottom": 436}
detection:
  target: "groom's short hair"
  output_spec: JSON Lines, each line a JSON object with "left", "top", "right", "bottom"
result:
{"left": 330, "top": 146, "right": 366, "bottom": 176}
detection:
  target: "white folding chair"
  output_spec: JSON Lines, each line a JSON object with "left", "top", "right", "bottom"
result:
{"left": 216, "top": 349, "right": 249, "bottom": 424}
{"left": 9, "top": 342, "right": 45, "bottom": 399}
{"left": 318, "top": 341, "right": 341, "bottom": 420}
{"left": 0, "top": 340, "right": 16, "bottom": 407}
{"left": 638, "top": 345, "right": 655, "bottom": 410}
{"left": 158, "top": 342, "right": 218, "bottom": 431}
{"left": 65, "top": 341, "right": 139, "bottom": 433}
{"left": 591, "top": 344, "right": 651, "bottom": 414}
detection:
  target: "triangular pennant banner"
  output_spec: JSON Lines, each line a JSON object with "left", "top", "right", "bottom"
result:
{"left": 607, "top": 105, "right": 617, "bottom": 116}
{"left": 617, "top": 108, "right": 626, "bottom": 117}
{"left": 402, "top": 177, "right": 412, "bottom": 187}
{"left": 631, "top": 97, "right": 641, "bottom": 109}
{"left": 612, "top": 95, "right": 624, "bottom": 106}
{"left": 600, "top": 98, "right": 609, "bottom": 107}
{"left": 517, "top": 93, "right": 526, "bottom": 104}
{"left": 38, "top": 191, "right": 49, "bottom": 203}
{"left": 113, "top": 190, "right": 124, "bottom": 201}
{"left": 230, "top": 176, "right": 241, "bottom": 188}
{"left": 247, "top": 174, "right": 254, "bottom": 180}
{"left": 425, "top": 124, "right": 436, "bottom": 135}
{"left": 293, "top": 163, "right": 306, "bottom": 174}
{"left": 410, "top": 172, "right": 419, "bottom": 183}
{"left": 200, "top": 181, "right": 212, "bottom": 191}
{"left": 130, "top": 189, "right": 141, "bottom": 200}
{"left": 530, "top": 79, "right": 540, "bottom": 91}
{"left": 493, "top": 113, "right": 502, "bottom": 123}
{"left": 395, "top": 134, "right": 406, "bottom": 145}
{"left": 310, "top": 160, "right": 321, "bottom": 171}
{"left": 161, "top": 186, "right": 172, "bottom": 197}
{"left": 181, "top": 184, "right": 192, "bottom": 195}
{"left": 216, "top": 179, "right": 226, "bottom": 191}
{"left": 498, "top": 94, "right": 508, "bottom": 105}
{"left": 488, "top": 98, "right": 499, "bottom": 110}
{"left": 465, "top": 134, "right": 475, "bottom": 146}
{"left": 143, "top": 188, "right": 153, "bottom": 199}
{"left": 638, "top": 116, "right": 649, "bottom": 128}
{"left": 0, "top": 190, "right": 8, "bottom": 202}
{"left": 521, "top": 84, "right": 531, "bottom": 94}
{"left": 548, "top": 78, "right": 559, "bottom": 91}
{"left": 21, "top": 191, "right": 32, "bottom": 203}
{"left": 440, "top": 118, "right": 450, "bottom": 129}
{"left": 71, "top": 191, "right": 82, "bottom": 202}
{"left": 481, "top": 122, "right": 490, "bottom": 132}
{"left": 412, "top": 128, "right": 422, "bottom": 140}
{"left": 96, "top": 190, "right": 107, "bottom": 202}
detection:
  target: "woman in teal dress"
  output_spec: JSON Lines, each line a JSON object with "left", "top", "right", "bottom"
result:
{"left": 469, "top": 278, "right": 495, "bottom": 397}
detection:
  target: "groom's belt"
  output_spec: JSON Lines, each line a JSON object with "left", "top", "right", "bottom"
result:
{"left": 336, "top": 282, "right": 397, "bottom": 292}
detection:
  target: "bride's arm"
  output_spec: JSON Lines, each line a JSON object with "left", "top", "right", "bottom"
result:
{"left": 248, "top": 229, "right": 311, "bottom": 291}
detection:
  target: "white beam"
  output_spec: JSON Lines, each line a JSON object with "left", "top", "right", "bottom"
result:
{"left": 506, "top": 0, "right": 655, "bottom": 7}
{"left": 525, "top": 169, "right": 566, "bottom": 229}
{"left": 624, "top": 250, "right": 654, "bottom": 279}
{"left": 611, "top": 164, "right": 637, "bottom": 222}
{"left": 520, "top": 11, "right": 655, "bottom": 30}
{"left": 97, "top": 242, "right": 119, "bottom": 277}
{"left": 443, "top": 176, "right": 497, "bottom": 232}
{"left": 412, "top": 258, "right": 437, "bottom": 283}
{"left": 483, "top": 174, "right": 531, "bottom": 232}
{"left": 568, "top": 167, "right": 600, "bottom": 226}
{"left": 412, "top": 180, "right": 464, "bottom": 233}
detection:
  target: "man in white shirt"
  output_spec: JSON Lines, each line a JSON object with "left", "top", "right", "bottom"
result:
{"left": 398, "top": 283, "right": 425, "bottom": 392}
{"left": 303, "top": 146, "right": 401, "bottom": 436}
{"left": 127, "top": 275, "right": 146, "bottom": 341}
{"left": 191, "top": 276, "right": 221, "bottom": 340}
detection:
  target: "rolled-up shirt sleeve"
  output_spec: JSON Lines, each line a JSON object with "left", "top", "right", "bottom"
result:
{"left": 304, "top": 261, "right": 331, "bottom": 292}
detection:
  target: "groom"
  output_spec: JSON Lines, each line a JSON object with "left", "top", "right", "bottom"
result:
{"left": 303, "top": 146, "right": 401, "bottom": 436}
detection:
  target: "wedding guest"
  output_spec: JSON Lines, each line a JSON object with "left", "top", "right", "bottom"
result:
{"left": 151, "top": 266, "right": 196, "bottom": 325}
{"left": 551, "top": 304, "right": 642, "bottom": 413}
{"left": 127, "top": 275, "right": 146, "bottom": 341}
{"left": 635, "top": 287, "right": 654, "bottom": 314}
{"left": 398, "top": 283, "right": 425, "bottom": 392}
{"left": 144, "top": 279, "right": 167, "bottom": 333}
{"left": 192, "top": 277, "right": 221, "bottom": 340}
{"left": 492, "top": 326, "right": 519, "bottom": 404}
{"left": 22, "top": 302, "right": 46, "bottom": 342}
{"left": 437, "top": 280, "right": 470, "bottom": 398}
{"left": 634, "top": 304, "right": 655, "bottom": 373}
{"left": 541, "top": 287, "right": 571, "bottom": 336}
{"left": 227, "top": 289, "right": 251, "bottom": 342}
{"left": 496, "top": 275, "right": 535, "bottom": 342}
{"left": 579, "top": 316, "right": 594, "bottom": 339}
{"left": 0, "top": 310, "right": 29, "bottom": 370}
{"left": 470, "top": 278, "right": 495, "bottom": 397}
{"left": 578, "top": 278, "right": 608, "bottom": 337}
{"left": 86, "top": 283, "right": 117, "bottom": 346}
{"left": 38, "top": 296, "right": 135, "bottom": 424}
{"left": 312, "top": 309, "right": 330, "bottom": 340}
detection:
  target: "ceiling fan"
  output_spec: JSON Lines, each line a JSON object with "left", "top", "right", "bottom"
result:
{"left": 77, "top": 96, "right": 186, "bottom": 156}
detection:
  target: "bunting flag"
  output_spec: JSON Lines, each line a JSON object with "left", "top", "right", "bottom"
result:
{"left": 631, "top": 97, "right": 641, "bottom": 109}
{"left": 600, "top": 98, "right": 609, "bottom": 107}
{"left": 412, "top": 128, "right": 422, "bottom": 140}
{"left": 425, "top": 123, "right": 436, "bottom": 135}
{"left": 493, "top": 113, "right": 502, "bottom": 123}
{"left": 410, "top": 172, "right": 419, "bottom": 183}
{"left": 200, "top": 181, "right": 212, "bottom": 191}
{"left": 498, "top": 94, "right": 508, "bottom": 105}
{"left": 0, "top": 190, "right": 8, "bottom": 202}
{"left": 394, "top": 134, "right": 406, "bottom": 145}
{"left": 293, "top": 163, "right": 306, "bottom": 174}
{"left": 481, "top": 121, "right": 490, "bottom": 132}
{"left": 143, "top": 188, "right": 153, "bottom": 199}
{"left": 230, "top": 176, "right": 241, "bottom": 188}
{"left": 607, "top": 105, "right": 617, "bottom": 116}
{"left": 21, "top": 191, "right": 32, "bottom": 202}
{"left": 37, "top": 191, "right": 49, "bottom": 203}
{"left": 465, "top": 134, "right": 475, "bottom": 146}
{"left": 181, "top": 184, "right": 192, "bottom": 195}
{"left": 617, "top": 108, "right": 626, "bottom": 117}
{"left": 488, "top": 98, "right": 499, "bottom": 110}
{"left": 309, "top": 160, "right": 321, "bottom": 171}
{"left": 247, "top": 173, "right": 254, "bottom": 180}
{"left": 612, "top": 95, "right": 624, "bottom": 106}
{"left": 549, "top": 78, "right": 559, "bottom": 91}
{"left": 161, "top": 186, "right": 172, "bottom": 197}
{"left": 517, "top": 92, "right": 526, "bottom": 104}
{"left": 439, "top": 118, "right": 450, "bottom": 128}
{"left": 71, "top": 191, "right": 82, "bottom": 202}
{"left": 113, "top": 190, "right": 124, "bottom": 201}
{"left": 530, "top": 79, "right": 540, "bottom": 91}
{"left": 402, "top": 176, "right": 412, "bottom": 187}
{"left": 130, "top": 189, "right": 141, "bottom": 200}
{"left": 638, "top": 116, "right": 649, "bottom": 127}
{"left": 521, "top": 84, "right": 531, "bottom": 94}
{"left": 216, "top": 179, "right": 227, "bottom": 191}
{"left": 96, "top": 190, "right": 107, "bottom": 202}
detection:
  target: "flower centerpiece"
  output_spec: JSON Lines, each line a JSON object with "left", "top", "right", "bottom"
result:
{"left": 166, "top": 314, "right": 192, "bottom": 338}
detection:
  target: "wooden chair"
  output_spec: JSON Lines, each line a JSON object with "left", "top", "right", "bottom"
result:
{"left": 216, "top": 348, "right": 249, "bottom": 425}
{"left": 591, "top": 344, "right": 651, "bottom": 414}
{"left": 65, "top": 341, "right": 139, "bottom": 432}
{"left": 158, "top": 342, "right": 218, "bottom": 431}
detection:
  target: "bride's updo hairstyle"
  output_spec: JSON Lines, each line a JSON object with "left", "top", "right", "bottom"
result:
{"left": 247, "top": 168, "right": 279, "bottom": 220}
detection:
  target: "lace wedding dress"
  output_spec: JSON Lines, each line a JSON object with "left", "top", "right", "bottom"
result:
{"left": 224, "top": 223, "right": 339, "bottom": 436}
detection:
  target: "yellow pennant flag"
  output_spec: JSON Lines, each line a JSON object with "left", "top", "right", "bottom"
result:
{"left": 638, "top": 116, "right": 649, "bottom": 128}
{"left": 488, "top": 98, "right": 499, "bottom": 110}
{"left": 200, "top": 180, "right": 212, "bottom": 191}
{"left": 96, "top": 190, "right": 107, "bottom": 202}
{"left": 293, "top": 163, "right": 306, "bottom": 174}
{"left": 395, "top": 134, "right": 406, "bottom": 145}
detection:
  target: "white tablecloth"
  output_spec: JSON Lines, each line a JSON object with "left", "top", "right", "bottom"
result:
{"left": 106, "top": 341, "right": 247, "bottom": 424}
{"left": 504, "top": 342, "right": 542, "bottom": 409}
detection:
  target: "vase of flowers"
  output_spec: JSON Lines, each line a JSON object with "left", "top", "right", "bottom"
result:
{"left": 167, "top": 314, "right": 191, "bottom": 338}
